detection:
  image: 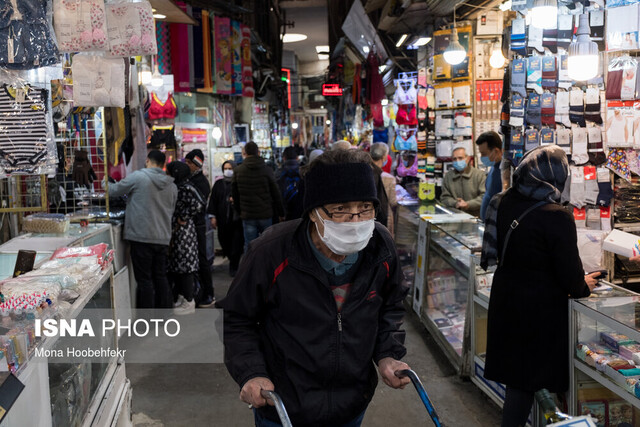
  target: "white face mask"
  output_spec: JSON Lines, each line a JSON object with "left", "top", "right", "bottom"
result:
{"left": 223, "top": 169, "right": 233, "bottom": 178}
{"left": 314, "top": 209, "right": 375, "bottom": 255}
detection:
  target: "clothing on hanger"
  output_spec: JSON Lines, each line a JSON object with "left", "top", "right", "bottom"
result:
{"left": 148, "top": 92, "right": 177, "bottom": 120}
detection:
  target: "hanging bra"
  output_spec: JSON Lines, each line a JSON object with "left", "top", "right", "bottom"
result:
{"left": 148, "top": 92, "right": 177, "bottom": 120}
{"left": 393, "top": 81, "right": 417, "bottom": 105}
{"left": 396, "top": 104, "right": 418, "bottom": 126}
{"left": 394, "top": 134, "right": 417, "bottom": 152}
{"left": 397, "top": 154, "right": 418, "bottom": 177}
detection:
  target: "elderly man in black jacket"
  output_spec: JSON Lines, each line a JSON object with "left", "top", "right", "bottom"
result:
{"left": 184, "top": 149, "right": 214, "bottom": 307}
{"left": 219, "top": 149, "right": 411, "bottom": 427}
{"left": 232, "top": 142, "right": 284, "bottom": 251}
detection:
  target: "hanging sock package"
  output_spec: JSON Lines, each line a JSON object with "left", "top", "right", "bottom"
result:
{"left": 0, "top": 0, "right": 60, "bottom": 69}
{"left": 72, "top": 54, "right": 126, "bottom": 108}
{"left": 105, "top": 0, "right": 157, "bottom": 57}
{"left": 53, "top": 0, "right": 107, "bottom": 52}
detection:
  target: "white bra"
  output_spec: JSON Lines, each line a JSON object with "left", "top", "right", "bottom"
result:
{"left": 393, "top": 82, "right": 417, "bottom": 105}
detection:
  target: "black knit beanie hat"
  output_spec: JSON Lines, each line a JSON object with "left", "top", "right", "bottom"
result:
{"left": 185, "top": 149, "right": 204, "bottom": 168}
{"left": 303, "top": 162, "right": 379, "bottom": 213}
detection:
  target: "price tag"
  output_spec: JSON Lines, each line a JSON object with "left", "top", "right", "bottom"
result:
{"left": 7, "top": 38, "right": 14, "bottom": 64}
{"left": 15, "top": 88, "right": 25, "bottom": 104}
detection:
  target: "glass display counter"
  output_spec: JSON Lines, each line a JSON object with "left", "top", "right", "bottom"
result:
{"left": 569, "top": 286, "right": 640, "bottom": 424}
{"left": 412, "top": 219, "right": 483, "bottom": 375}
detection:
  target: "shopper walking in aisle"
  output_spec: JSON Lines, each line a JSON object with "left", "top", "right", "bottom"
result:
{"left": 370, "top": 142, "right": 397, "bottom": 236}
{"left": 440, "top": 147, "right": 486, "bottom": 217}
{"left": 476, "top": 131, "right": 504, "bottom": 221}
{"left": 232, "top": 141, "right": 284, "bottom": 251}
{"left": 109, "top": 150, "right": 177, "bottom": 308}
{"left": 480, "top": 145, "right": 601, "bottom": 427}
{"left": 184, "top": 149, "right": 215, "bottom": 307}
{"left": 220, "top": 149, "right": 411, "bottom": 427}
{"left": 208, "top": 161, "right": 244, "bottom": 277}
{"left": 166, "top": 161, "right": 205, "bottom": 315}
{"left": 276, "top": 146, "right": 304, "bottom": 221}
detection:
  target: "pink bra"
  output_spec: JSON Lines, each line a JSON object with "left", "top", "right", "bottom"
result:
{"left": 397, "top": 155, "right": 418, "bottom": 177}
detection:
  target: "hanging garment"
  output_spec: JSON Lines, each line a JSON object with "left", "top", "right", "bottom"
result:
{"left": 105, "top": 1, "right": 157, "bottom": 57}
{"left": 366, "top": 52, "right": 385, "bottom": 104}
{"left": 71, "top": 55, "right": 126, "bottom": 108}
{"left": 397, "top": 153, "right": 418, "bottom": 177}
{"left": 393, "top": 81, "right": 417, "bottom": 105}
{"left": 352, "top": 63, "right": 362, "bottom": 105}
{"left": 394, "top": 134, "right": 417, "bottom": 152}
{"left": 156, "top": 21, "right": 172, "bottom": 75}
{"left": 0, "top": 85, "right": 49, "bottom": 171}
{"left": 148, "top": 92, "right": 177, "bottom": 120}
{"left": 148, "top": 126, "right": 176, "bottom": 149}
{"left": 53, "top": 0, "right": 108, "bottom": 52}
{"left": 396, "top": 104, "right": 418, "bottom": 126}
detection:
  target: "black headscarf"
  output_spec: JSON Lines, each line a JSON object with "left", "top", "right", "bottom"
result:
{"left": 166, "top": 161, "right": 191, "bottom": 186}
{"left": 480, "top": 145, "right": 569, "bottom": 270}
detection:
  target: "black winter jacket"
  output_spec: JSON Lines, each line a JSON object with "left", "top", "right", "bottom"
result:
{"left": 219, "top": 218, "right": 409, "bottom": 426}
{"left": 231, "top": 156, "right": 284, "bottom": 220}
{"left": 190, "top": 170, "right": 210, "bottom": 228}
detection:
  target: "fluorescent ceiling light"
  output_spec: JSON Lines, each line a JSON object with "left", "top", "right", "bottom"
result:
{"left": 317, "top": 54, "right": 329, "bottom": 60}
{"left": 379, "top": 65, "right": 387, "bottom": 73}
{"left": 499, "top": 0, "right": 512, "bottom": 11}
{"left": 396, "top": 34, "right": 408, "bottom": 48}
{"left": 412, "top": 37, "right": 432, "bottom": 47}
{"left": 153, "top": 13, "right": 166, "bottom": 19}
{"left": 363, "top": 46, "right": 370, "bottom": 54}
{"left": 315, "top": 45, "right": 329, "bottom": 54}
{"left": 283, "top": 33, "right": 308, "bottom": 43}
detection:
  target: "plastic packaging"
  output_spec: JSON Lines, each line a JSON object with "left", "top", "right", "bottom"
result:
{"left": 105, "top": 0, "right": 157, "bottom": 57}
{"left": 53, "top": 0, "right": 108, "bottom": 53}
{"left": 71, "top": 54, "right": 126, "bottom": 108}
{"left": 22, "top": 213, "right": 70, "bottom": 234}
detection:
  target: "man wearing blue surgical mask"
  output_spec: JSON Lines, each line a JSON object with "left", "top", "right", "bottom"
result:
{"left": 219, "top": 149, "right": 411, "bottom": 427}
{"left": 440, "top": 147, "right": 486, "bottom": 217}
{"left": 476, "top": 131, "right": 505, "bottom": 221}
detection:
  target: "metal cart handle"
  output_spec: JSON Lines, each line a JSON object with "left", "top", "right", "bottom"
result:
{"left": 395, "top": 369, "right": 443, "bottom": 427}
{"left": 260, "top": 389, "right": 293, "bottom": 427}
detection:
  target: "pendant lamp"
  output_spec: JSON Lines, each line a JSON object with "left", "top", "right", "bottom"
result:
{"left": 568, "top": 13, "right": 599, "bottom": 81}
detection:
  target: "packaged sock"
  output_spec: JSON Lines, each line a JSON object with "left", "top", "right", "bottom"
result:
{"left": 583, "top": 166, "right": 599, "bottom": 205}
{"left": 572, "top": 127, "right": 589, "bottom": 165}
{"left": 525, "top": 128, "right": 539, "bottom": 152}
{"left": 597, "top": 167, "right": 613, "bottom": 207}
{"left": 557, "top": 127, "right": 572, "bottom": 155}
{"left": 511, "top": 18, "right": 527, "bottom": 56}
{"left": 590, "top": 10, "right": 605, "bottom": 51}
{"left": 570, "top": 166, "right": 586, "bottom": 208}
{"left": 558, "top": 55, "right": 572, "bottom": 90}
{"left": 511, "top": 0, "right": 528, "bottom": 11}
{"left": 542, "top": 56, "right": 558, "bottom": 92}
{"left": 569, "top": 88, "right": 586, "bottom": 127}
{"left": 540, "top": 128, "right": 555, "bottom": 145}
{"left": 600, "top": 206, "right": 612, "bottom": 231}
{"left": 527, "top": 56, "right": 542, "bottom": 94}
{"left": 543, "top": 21, "right": 558, "bottom": 53}
{"left": 526, "top": 93, "right": 541, "bottom": 127}
{"left": 555, "top": 90, "right": 571, "bottom": 127}
{"left": 509, "top": 93, "right": 525, "bottom": 127}
{"left": 586, "top": 208, "right": 601, "bottom": 230}
{"left": 541, "top": 93, "right": 556, "bottom": 128}
{"left": 574, "top": 207, "right": 586, "bottom": 228}
{"left": 511, "top": 58, "right": 527, "bottom": 97}
{"left": 508, "top": 129, "right": 525, "bottom": 167}
{"left": 557, "top": 14, "right": 573, "bottom": 50}
{"left": 584, "top": 88, "right": 603, "bottom": 124}
{"left": 528, "top": 25, "right": 544, "bottom": 54}
{"left": 606, "top": 69, "right": 623, "bottom": 100}
{"left": 587, "top": 126, "right": 606, "bottom": 165}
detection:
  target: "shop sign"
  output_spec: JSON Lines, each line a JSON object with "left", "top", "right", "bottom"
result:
{"left": 323, "top": 84, "right": 343, "bottom": 96}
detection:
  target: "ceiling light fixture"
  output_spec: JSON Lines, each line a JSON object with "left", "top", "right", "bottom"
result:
{"left": 395, "top": 34, "right": 408, "bottom": 48}
{"left": 212, "top": 127, "right": 222, "bottom": 140}
{"left": 489, "top": 48, "right": 506, "bottom": 69}
{"left": 283, "top": 33, "right": 308, "bottom": 43}
{"left": 499, "top": 0, "right": 512, "bottom": 11}
{"left": 530, "top": 0, "right": 557, "bottom": 30}
{"left": 326, "top": 120, "right": 331, "bottom": 125}
{"left": 443, "top": 4, "right": 466, "bottom": 66}
{"left": 291, "top": 122, "right": 299, "bottom": 130}
{"left": 379, "top": 65, "right": 387, "bottom": 73}
{"left": 381, "top": 99, "right": 389, "bottom": 106}
{"left": 153, "top": 13, "right": 166, "bottom": 20}
{"left": 412, "top": 37, "right": 432, "bottom": 47}
{"left": 568, "top": 13, "right": 599, "bottom": 81}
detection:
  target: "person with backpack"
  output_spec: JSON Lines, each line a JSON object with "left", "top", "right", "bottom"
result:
{"left": 277, "top": 146, "right": 304, "bottom": 221}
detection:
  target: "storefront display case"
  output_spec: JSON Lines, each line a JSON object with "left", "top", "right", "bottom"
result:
{"left": 569, "top": 286, "right": 640, "bottom": 424}
{"left": 413, "top": 219, "right": 484, "bottom": 375}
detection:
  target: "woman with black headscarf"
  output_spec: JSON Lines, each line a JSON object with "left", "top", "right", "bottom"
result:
{"left": 166, "top": 161, "right": 205, "bottom": 314}
{"left": 207, "top": 160, "right": 244, "bottom": 276}
{"left": 480, "top": 145, "right": 601, "bottom": 427}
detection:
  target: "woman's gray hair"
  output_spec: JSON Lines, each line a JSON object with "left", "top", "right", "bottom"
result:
{"left": 370, "top": 143, "right": 389, "bottom": 161}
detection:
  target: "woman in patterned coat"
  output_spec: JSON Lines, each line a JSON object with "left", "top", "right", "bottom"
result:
{"left": 166, "top": 161, "right": 205, "bottom": 314}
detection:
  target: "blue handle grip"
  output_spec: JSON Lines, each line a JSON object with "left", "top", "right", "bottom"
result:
{"left": 395, "top": 369, "right": 443, "bottom": 427}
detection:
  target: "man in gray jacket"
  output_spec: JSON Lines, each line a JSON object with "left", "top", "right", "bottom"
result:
{"left": 109, "top": 150, "right": 178, "bottom": 308}
{"left": 440, "top": 147, "right": 486, "bottom": 217}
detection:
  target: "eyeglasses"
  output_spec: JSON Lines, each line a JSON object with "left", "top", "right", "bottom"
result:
{"left": 320, "top": 205, "right": 376, "bottom": 221}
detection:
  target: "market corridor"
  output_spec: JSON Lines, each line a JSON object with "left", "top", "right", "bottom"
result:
{"left": 128, "top": 258, "right": 501, "bottom": 426}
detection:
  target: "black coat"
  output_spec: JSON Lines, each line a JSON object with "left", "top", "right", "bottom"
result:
{"left": 219, "top": 218, "right": 409, "bottom": 426}
{"left": 207, "top": 177, "right": 235, "bottom": 228}
{"left": 190, "top": 170, "right": 210, "bottom": 228}
{"left": 484, "top": 191, "right": 590, "bottom": 393}
{"left": 276, "top": 160, "right": 304, "bottom": 221}
{"left": 373, "top": 165, "right": 389, "bottom": 227}
{"left": 231, "top": 156, "right": 284, "bottom": 220}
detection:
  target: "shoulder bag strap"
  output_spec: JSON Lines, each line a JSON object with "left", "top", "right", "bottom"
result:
{"left": 500, "top": 200, "right": 548, "bottom": 265}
